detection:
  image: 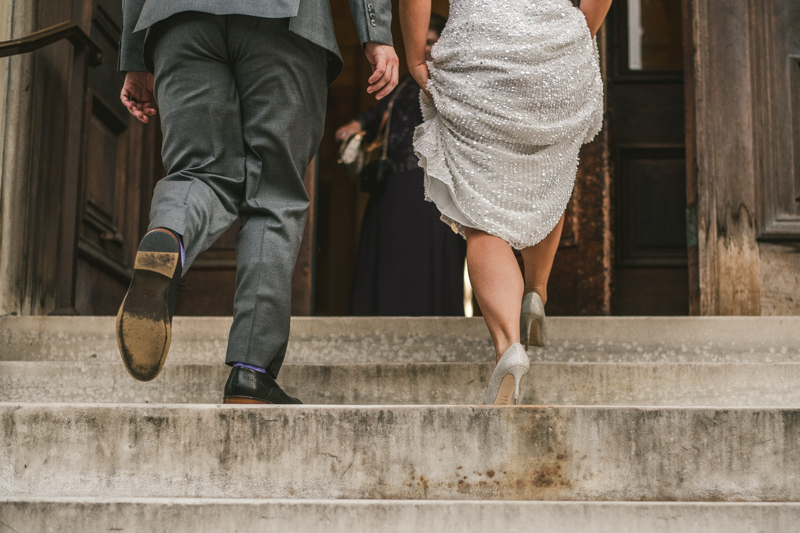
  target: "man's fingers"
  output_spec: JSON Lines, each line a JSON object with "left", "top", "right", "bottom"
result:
{"left": 374, "top": 65, "right": 398, "bottom": 100}
{"left": 122, "top": 91, "right": 157, "bottom": 121}
{"left": 373, "top": 61, "right": 399, "bottom": 100}
{"left": 369, "top": 74, "right": 389, "bottom": 99}
{"left": 121, "top": 90, "right": 134, "bottom": 110}
{"left": 134, "top": 108, "right": 149, "bottom": 124}
{"left": 125, "top": 99, "right": 151, "bottom": 124}
{"left": 368, "top": 57, "right": 393, "bottom": 95}
{"left": 367, "top": 56, "right": 386, "bottom": 86}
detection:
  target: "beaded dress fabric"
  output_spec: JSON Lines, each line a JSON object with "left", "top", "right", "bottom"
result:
{"left": 414, "top": 0, "right": 604, "bottom": 249}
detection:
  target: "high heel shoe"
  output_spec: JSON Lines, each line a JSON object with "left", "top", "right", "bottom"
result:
{"left": 483, "top": 343, "right": 530, "bottom": 405}
{"left": 520, "top": 291, "right": 546, "bottom": 349}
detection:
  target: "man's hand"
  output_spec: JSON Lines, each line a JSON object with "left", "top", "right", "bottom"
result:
{"left": 364, "top": 42, "right": 399, "bottom": 100}
{"left": 120, "top": 72, "right": 157, "bottom": 124}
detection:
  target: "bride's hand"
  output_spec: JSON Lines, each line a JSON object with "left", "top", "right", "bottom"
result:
{"left": 410, "top": 62, "right": 432, "bottom": 100}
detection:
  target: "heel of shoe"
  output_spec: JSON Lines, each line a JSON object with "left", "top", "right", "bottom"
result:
{"left": 483, "top": 343, "right": 531, "bottom": 405}
{"left": 521, "top": 313, "right": 543, "bottom": 350}
{"left": 520, "top": 313, "right": 542, "bottom": 350}
{"left": 116, "top": 230, "right": 182, "bottom": 382}
{"left": 520, "top": 292, "right": 546, "bottom": 348}
{"left": 509, "top": 365, "right": 527, "bottom": 405}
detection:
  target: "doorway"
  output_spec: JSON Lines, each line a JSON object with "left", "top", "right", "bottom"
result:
{"left": 607, "top": 0, "right": 689, "bottom": 315}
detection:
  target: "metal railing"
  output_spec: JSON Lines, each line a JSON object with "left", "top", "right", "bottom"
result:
{"left": 0, "top": 21, "right": 103, "bottom": 66}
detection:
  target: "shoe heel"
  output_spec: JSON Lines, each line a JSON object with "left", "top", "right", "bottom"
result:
{"left": 521, "top": 314, "right": 543, "bottom": 350}
{"left": 510, "top": 365, "right": 527, "bottom": 405}
{"left": 116, "top": 230, "right": 182, "bottom": 382}
{"left": 483, "top": 343, "right": 531, "bottom": 405}
{"left": 520, "top": 292, "right": 546, "bottom": 348}
{"left": 490, "top": 365, "right": 527, "bottom": 405}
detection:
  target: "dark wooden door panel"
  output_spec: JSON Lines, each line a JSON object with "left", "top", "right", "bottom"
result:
{"left": 613, "top": 268, "right": 689, "bottom": 316}
{"left": 609, "top": 0, "right": 689, "bottom": 315}
{"left": 753, "top": 0, "right": 800, "bottom": 237}
{"left": 617, "top": 149, "right": 687, "bottom": 266}
{"left": 793, "top": 56, "right": 800, "bottom": 202}
{"left": 610, "top": 82, "right": 684, "bottom": 145}
{"left": 74, "top": 1, "right": 140, "bottom": 315}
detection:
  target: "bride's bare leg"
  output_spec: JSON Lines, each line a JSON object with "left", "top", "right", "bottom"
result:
{"left": 520, "top": 214, "right": 565, "bottom": 305}
{"left": 464, "top": 227, "right": 523, "bottom": 362}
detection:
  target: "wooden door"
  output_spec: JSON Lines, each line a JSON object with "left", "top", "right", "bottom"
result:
{"left": 72, "top": 0, "right": 159, "bottom": 315}
{"left": 62, "top": 0, "right": 161, "bottom": 315}
{"left": 607, "top": 0, "right": 689, "bottom": 315}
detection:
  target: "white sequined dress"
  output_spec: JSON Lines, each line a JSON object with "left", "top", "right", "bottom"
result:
{"left": 414, "top": 0, "right": 603, "bottom": 249}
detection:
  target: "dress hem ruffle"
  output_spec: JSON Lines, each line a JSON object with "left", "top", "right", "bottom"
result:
{"left": 414, "top": 98, "right": 589, "bottom": 251}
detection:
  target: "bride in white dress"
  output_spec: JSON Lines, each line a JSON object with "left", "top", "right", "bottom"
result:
{"left": 400, "top": 0, "right": 612, "bottom": 404}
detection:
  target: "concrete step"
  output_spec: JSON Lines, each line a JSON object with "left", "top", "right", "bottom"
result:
{"left": 3, "top": 361, "right": 800, "bottom": 406}
{"left": 2, "top": 498, "right": 799, "bottom": 533}
{"left": 3, "top": 316, "right": 800, "bottom": 364}
{"left": 3, "top": 403, "right": 799, "bottom": 501}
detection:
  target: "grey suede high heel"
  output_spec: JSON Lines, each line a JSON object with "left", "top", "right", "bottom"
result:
{"left": 520, "top": 291, "right": 546, "bottom": 349}
{"left": 483, "top": 343, "right": 530, "bottom": 405}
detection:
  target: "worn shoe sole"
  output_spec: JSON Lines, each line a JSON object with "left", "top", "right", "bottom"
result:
{"left": 223, "top": 396, "right": 273, "bottom": 405}
{"left": 116, "top": 244, "right": 179, "bottom": 382}
{"left": 493, "top": 374, "right": 515, "bottom": 405}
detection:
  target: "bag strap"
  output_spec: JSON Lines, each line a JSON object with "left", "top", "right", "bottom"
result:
{"left": 378, "top": 77, "right": 411, "bottom": 160}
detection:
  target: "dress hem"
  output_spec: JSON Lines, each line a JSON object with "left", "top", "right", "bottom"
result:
{"left": 414, "top": 99, "right": 571, "bottom": 251}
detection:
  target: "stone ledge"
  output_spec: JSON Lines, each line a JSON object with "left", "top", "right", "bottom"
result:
{"left": 3, "top": 361, "right": 800, "bottom": 406}
{"left": 2, "top": 499, "right": 800, "bottom": 533}
{"left": 2, "top": 316, "right": 800, "bottom": 363}
{"left": 3, "top": 404, "right": 800, "bottom": 501}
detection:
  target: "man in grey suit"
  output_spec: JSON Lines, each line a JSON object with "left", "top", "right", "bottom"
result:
{"left": 115, "top": 0, "right": 398, "bottom": 403}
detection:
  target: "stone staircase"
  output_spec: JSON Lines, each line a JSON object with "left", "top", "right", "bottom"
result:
{"left": 1, "top": 316, "right": 800, "bottom": 531}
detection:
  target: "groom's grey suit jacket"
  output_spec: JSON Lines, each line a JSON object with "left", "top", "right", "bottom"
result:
{"left": 119, "top": 0, "right": 393, "bottom": 82}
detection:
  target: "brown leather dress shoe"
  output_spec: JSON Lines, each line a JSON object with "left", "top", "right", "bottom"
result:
{"left": 223, "top": 366, "right": 302, "bottom": 404}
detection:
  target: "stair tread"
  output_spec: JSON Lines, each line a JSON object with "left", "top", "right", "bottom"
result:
{"left": 3, "top": 361, "right": 800, "bottom": 406}
{"left": 4, "top": 316, "right": 800, "bottom": 364}
{"left": 2, "top": 498, "right": 799, "bottom": 533}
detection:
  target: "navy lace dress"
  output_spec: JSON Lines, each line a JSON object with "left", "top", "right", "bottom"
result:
{"left": 349, "top": 76, "right": 467, "bottom": 316}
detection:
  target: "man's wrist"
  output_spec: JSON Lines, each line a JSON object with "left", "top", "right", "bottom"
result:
{"left": 364, "top": 40, "right": 393, "bottom": 49}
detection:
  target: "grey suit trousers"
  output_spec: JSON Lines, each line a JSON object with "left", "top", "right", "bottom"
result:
{"left": 148, "top": 12, "right": 327, "bottom": 377}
